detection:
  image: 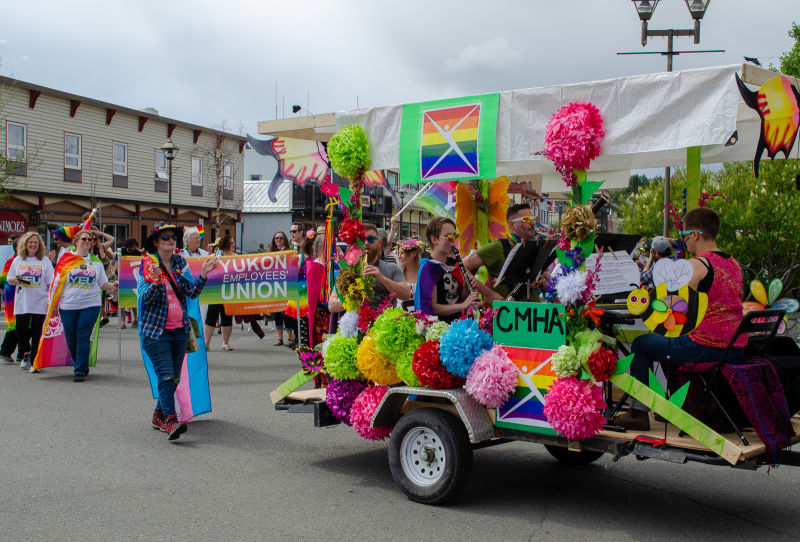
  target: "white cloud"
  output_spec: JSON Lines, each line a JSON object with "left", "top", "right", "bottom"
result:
{"left": 444, "top": 37, "right": 523, "bottom": 73}
{"left": 0, "top": 39, "right": 8, "bottom": 44}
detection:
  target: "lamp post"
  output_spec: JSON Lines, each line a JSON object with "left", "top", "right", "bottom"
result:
{"left": 161, "top": 139, "right": 179, "bottom": 221}
{"left": 622, "top": 1, "right": 721, "bottom": 236}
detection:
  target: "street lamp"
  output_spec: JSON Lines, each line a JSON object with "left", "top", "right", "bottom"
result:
{"left": 161, "top": 139, "right": 179, "bottom": 221}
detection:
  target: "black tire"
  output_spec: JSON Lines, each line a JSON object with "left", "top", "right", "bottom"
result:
{"left": 544, "top": 444, "right": 604, "bottom": 466}
{"left": 388, "top": 408, "right": 473, "bottom": 505}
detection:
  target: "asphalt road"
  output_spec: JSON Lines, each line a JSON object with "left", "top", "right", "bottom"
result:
{"left": 1, "top": 320, "right": 799, "bottom": 542}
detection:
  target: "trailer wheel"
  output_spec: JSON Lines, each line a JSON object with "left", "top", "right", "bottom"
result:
{"left": 388, "top": 408, "right": 473, "bottom": 505}
{"left": 544, "top": 444, "right": 604, "bottom": 466}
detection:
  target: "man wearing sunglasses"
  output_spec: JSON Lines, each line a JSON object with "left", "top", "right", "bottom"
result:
{"left": 289, "top": 222, "right": 306, "bottom": 252}
{"left": 463, "top": 203, "right": 541, "bottom": 301}
{"left": 328, "top": 223, "right": 409, "bottom": 312}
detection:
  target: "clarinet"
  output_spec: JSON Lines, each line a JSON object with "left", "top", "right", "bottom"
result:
{"left": 451, "top": 245, "right": 480, "bottom": 320}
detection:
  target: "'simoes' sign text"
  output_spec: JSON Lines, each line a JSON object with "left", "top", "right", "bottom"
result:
{"left": 492, "top": 301, "right": 566, "bottom": 349}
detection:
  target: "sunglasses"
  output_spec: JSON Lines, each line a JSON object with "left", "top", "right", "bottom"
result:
{"left": 290, "top": 229, "right": 300, "bottom": 233}
{"left": 90, "top": 237, "right": 98, "bottom": 241}
{"left": 77, "top": 238, "right": 91, "bottom": 243}
{"left": 274, "top": 236, "right": 285, "bottom": 240}
{"left": 443, "top": 232, "right": 460, "bottom": 241}
{"left": 511, "top": 216, "right": 534, "bottom": 223}
{"left": 679, "top": 229, "right": 703, "bottom": 239}
{"left": 160, "top": 233, "right": 178, "bottom": 241}
{"left": 365, "top": 235, "right": 379, "bottom": 244}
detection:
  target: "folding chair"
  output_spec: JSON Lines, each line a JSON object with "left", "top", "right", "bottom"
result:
{"left": 681, "top": 309, "right": 785, "bottom": 446}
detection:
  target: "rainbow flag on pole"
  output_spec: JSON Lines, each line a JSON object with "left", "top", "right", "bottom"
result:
{"left": 415, "top": 181, "right": 457, "bottom": 219}
{"left": 1, "top": 256, "right": 16, "bottom": 331}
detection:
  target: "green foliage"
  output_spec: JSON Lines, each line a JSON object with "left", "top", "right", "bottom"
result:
{"left": 778, "top": 22, "right": 800, "bottom": 78}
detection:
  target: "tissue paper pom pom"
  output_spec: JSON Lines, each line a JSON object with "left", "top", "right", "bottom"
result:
{"left": 338, "top": 218, "right": 366, "bottom": 246}
{"left": 425, "top": 320, "right": 451, "bottom": 342}
{"left": 560, "top": 205, "right": 597, "bottom": 242}
{"left": 325, "top": 378, "right": 367, "bottom": 425}
{"left": 356, "top": 335, "right": 401, "bottom": 385}
{"left": 439, "top": 319, "right": 494, "bottom": 378}
{"left": 323, "top": 335, "right": 363, "bottom": 380}
{"left": 412, "top": 340, "right": 465, "bottom": 389}
{"left": 350, "top": 386, "right": 393, "bottom": 440}
{"left": 551, "top": 345, "right": 581, "bottom": 377}
{"left": 357, "top": 305, "right": 378, "bottom": 333}
{"left": 543, "top": 377, "right": 606, "bottom": 441}
{"left": 371, "top": 308, "right": 421, "bottom": 362}
{"left": 465, "top": 344, "right": 518, "bottom": 408}
{"left": 339, "top": 310, "right": 360, "bottom": 338}
{"left": 328, "top": 124, "right": 371, "bottom": 180}
{"left": 587, "top": 346, "right": 617, "bottom": 382}
{"left": 555, "top": 270, "right": 587, "bottom": 305}
{"left": 394, "top": 341, "right": 424, "bottom": 386}
{"left": 544, "top": 101, "right": 604, "bottom": 186}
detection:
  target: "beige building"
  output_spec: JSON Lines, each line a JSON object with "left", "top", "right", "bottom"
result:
{"left": 0, "top": 75, "right": 245, "bottom": 247}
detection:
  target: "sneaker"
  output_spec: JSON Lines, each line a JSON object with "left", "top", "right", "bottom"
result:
{"left": 28, "top": 365, "right": 39, "bottom": 374}
{"left": 164, "top": 415, "right": 187, "bottom": 440}
{"left": 73, "top": 374, "right": 85, "bottom": 382}
{"left": 120, "top": 321, "right": 127, "bottom": 329}
{"left": 152, "top": 410, "right": 166, "bottom": 432}
{"left": 20, "top": 360, "right": 29, "bottom": 369}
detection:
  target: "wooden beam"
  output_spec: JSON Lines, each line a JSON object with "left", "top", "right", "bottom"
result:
{"left": 69, "top": 100, "right": 81, "bottom": 117}
{"left": 238, "top": 141, "right": 245, "bottom": 154}
{"left": 138, "top": 116, "right": 148, "bottom": 132}
{"left": 741, "top": 63, "right": 800, "bottom": 90}
{"left": 193, "top": 130, "right": 201, "bottom": 144}
{"left": 257, "top": 112, "right": 337, "bottom": 142}
{"left": 106, "top": 108, "right": 117, "bottom": 125}
{"left": 38, "top": 195, "right": 45, "bottom": 210}
{"left": 29, "top": 90, "right": 41, "bottom": 109}
{"left": 167, "top": 123, "right": 176, "bottom": 138}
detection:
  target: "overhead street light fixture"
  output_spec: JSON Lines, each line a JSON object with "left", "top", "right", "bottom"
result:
{"left": 161, "top": 138, "right": 179, "bottom": 221}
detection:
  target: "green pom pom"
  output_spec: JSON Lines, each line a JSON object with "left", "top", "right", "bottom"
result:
{"left": 425, "top": 321, "right": 450, "bottom": 342}
{"left": 551, "top": 345, "right": 581, "bottom": 377}
{"left": 395, "top": 344, "right": 422, "bottom": 386}
{"left": 324, "top": 334, "right": 363, "bottom": 380}
{"left": 328, "top": 125, "right": 371, "bottom": 180}
{"left": 372, "top": 308, "right": 421, "bottom": 363}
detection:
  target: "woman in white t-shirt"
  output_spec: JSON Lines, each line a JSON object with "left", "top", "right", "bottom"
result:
{"left": 59, "top": 230, "right": 118, "bottom": 382}
{"left": 8, "top": 232, "right": 53, "bottom": 371}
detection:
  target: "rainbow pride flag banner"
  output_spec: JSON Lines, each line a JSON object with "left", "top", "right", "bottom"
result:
{"left": 399, "top": 93, "right": 498, "bottom": 184}
{"left": 1, "top": 255, "right": 16, "bottom": 331}
{"left": 137, "top": 265, "right": 210, "bottom": 422}
{"left": 415, "top": 180, "right": 457, "bottom": 219}
{"left": 118, "top": 250, "right": 300, "bottom": 309}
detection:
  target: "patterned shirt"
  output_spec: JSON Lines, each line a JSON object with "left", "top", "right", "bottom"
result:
{"left": 139, "top": 253, "right": 206, "bottom": 339}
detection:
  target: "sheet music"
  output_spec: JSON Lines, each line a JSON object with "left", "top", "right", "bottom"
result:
{"left": 584, "top": 251, "right": 640, "bottom": 296}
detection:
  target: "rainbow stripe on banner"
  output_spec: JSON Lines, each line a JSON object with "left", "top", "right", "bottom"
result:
{"left": 421, "top": 104, "right": 480, "bottom": 180}
{"left": 1, "top": 256, "right": 16, "bottom": 331}
{"left": 416, "top": 181, "right": 457, "bottom": 219}
{"left": 494, "top": 345, "right": 560, "bottom": 435}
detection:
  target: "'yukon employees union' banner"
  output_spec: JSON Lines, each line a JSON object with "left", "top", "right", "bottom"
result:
{"left": 118, "top": 251, "right": 299, "bottom": 312}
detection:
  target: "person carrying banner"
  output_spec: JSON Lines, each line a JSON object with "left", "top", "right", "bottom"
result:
{"left": 204, "top": 234, "right": 235, "bottom": 351}
{"left": 139, "top": 223, "right": 218, "bottom": 440}
{"left": 59, "top": 230, "right": 118, "bottom": 382}
{"left": 7, "top": 232, "right": 53, "bottom": 372}
{"left": 0, "top": 236, "right": 20, "bottom": 364}
{"left": 268, "top": 230, "right": 292, "bottom": 346}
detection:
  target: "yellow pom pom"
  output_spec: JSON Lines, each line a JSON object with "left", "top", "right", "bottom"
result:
{"left": 356, "top": 335, "right": 401, "bottom": 386}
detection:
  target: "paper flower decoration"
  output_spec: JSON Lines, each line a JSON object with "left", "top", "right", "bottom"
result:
{"left": 439, "top": 318, "right": 494, "bottom": 378}
{"left": 412, "top": 340, "right": 466, "bottom": 389}
{"left": 544, "top": 101, "right": 604, "bottom": 185}
{"left": 328, "top": 124, "right": 371, "bottom": 180}
{"left": 356, "top": 335, "right": 401, "bottom": 385}
{"left": 371, "top": 308, "right": 422, "bottom": 362}
{"left": 560, "top": 205, "right": 596, "bottom": 242}
{"left": 350, "top": 386, "right": 393, "bottom": 441}
{"left": 542, "top": 377, "right": 606, "bottom": 441}
{"left": 325, "top": 378, "right": 367, "bottom": 425}
{"left": 394, "top": 347, "right": 421, "bottom": 387}
{"left": 425, "top": 321, "right": 451, "bottom": 342}
{"left": 465, "top": 344, "right": 518, "bottom": 408}
{"left": 338, "top": 218, "right": 367, "bottom": 246}
{"left": 357, "top": 305, "right": 378, "bottom": 333}
{"left": 344, "top": 246, "right": 363, "bottom": 266}
{"left": 586, "top": 346, "right": 617, "bottom": 382}
{"left": 323, "top": 335, "right": 363, "bottom": 380}
{"left": 338, "top": 310, "right": 360, "bottom": 338}
{"left": 551, "top": 345, "right": 581, "bottom": 377}
{"left": 555, "top": 270, "right": 588, "bottom": 305}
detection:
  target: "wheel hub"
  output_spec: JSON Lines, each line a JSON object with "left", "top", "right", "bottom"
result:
{"left": 400, "top": 427, "right": 446, "bottom": 487}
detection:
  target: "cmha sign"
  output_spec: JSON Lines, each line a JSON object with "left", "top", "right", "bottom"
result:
{"left": 0, "top": 211, "right": 28, "bottom": 243}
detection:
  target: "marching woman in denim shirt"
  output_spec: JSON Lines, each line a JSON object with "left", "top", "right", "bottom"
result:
{"left": 139, "top": 224, "right": 218, "bottom": 440}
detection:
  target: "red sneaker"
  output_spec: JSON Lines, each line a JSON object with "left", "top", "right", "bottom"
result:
{"left": 164, "top": 414, "right": 187, "bottom": 440}
{"left": 152, "top": 410, "right": 166, "bottom": 432}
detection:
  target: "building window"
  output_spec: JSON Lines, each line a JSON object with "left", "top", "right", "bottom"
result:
{"left": 6, "top": 121, "right": 26, "bottom": 176}
{"left": 223, "top": 162, "right": 233, "bottom": 200}
{"left": 63, "top": 133, "right": 82, "bottom": 182}
{"left": 113, "top": 142, "right": 128, "bottom": 187}
{"left": 250, "top": 174, "right": 262, "bottom": 181}
{"left": 155, "top": 149, "right": 167, "bottom": 173}
{"left": 191, "top": 157, "right": 203, "bottom": 196}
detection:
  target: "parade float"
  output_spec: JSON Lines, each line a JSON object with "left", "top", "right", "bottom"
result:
{"left": 269, "top": 63, "right": 800, "bottom": 504}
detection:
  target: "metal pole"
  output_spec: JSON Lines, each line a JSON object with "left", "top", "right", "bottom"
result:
{"left": 663, "top": 31, "right": 674, "bottom": 236}
{"left": 168, "top": 159, "right": 173, "bottom": 221}
{"left": 117, "top": 247, "right": 122, "bottom": 375}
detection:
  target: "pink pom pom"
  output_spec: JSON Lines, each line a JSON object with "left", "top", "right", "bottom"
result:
{"left": 544, "top": 102, "right": 604, "bottom": 186}
{"left": 350, "top": 386, "right": 393, "bottom": 441}
{"left": 542, "top": 377, "right": 606, "bottom": 441}
{"left": 465, "top": 344, "right": 518, "bottom": 408}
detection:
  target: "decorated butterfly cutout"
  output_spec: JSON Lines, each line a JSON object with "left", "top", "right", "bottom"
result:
{"left": 454, "top": 177, "right": 510, "bottom": 254}
{"left": 742, "top": 278, "right": 799, "bottom": 334}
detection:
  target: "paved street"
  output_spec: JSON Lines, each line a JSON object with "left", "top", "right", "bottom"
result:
{"left": 2, "top": 320, "right": 800, "bottom": 542}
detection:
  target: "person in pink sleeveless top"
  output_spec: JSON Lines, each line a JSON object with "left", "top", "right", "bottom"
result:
{"left": 616, "top": 208, "right": 746, "bottom": 430}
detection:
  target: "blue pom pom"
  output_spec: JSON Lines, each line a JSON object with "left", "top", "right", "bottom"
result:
{"left": 438, "top": 319, "right": 493, "bottom": 378}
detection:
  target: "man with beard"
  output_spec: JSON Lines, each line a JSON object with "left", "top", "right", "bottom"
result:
{"left": 328, "top": 223, "right": 409, "bottom": 312}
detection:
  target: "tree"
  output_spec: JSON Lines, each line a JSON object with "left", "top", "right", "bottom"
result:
{"left": 778, "top": 22, "right": 800, "bottom": 78}
{"left": 194, "top": 125, "right": 241, "bottom": 234}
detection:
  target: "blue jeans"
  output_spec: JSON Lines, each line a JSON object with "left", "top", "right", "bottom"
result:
{"left": 629, "top": 333, "right": 744, "bottom": 411}
{"left": 142, "top": 329, "right": 187, "bottom": 417}
{"left": 60, "top": 306, "right": 101, "bottom": 376}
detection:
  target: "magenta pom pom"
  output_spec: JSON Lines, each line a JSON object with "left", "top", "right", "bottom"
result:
{"left": 350, "top": 386, "right": 393, "bottom": 440}
{"left": 542, "top": 377, "right": 606, "bottom": 441}
{"left": 325, "top": 378, "right": 368, "bottom": 426}
{"left": 465, "top": 344, "right": 518, "bottom": 408}
{"left": 544, "top": 101, "right": 604, "bottom": 186}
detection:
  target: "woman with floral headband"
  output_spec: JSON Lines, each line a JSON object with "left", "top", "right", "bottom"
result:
{"left": 397, "top": 238, "right": 424, "bottom": 310}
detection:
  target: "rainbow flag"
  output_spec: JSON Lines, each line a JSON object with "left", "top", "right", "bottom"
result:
{"left": 138, "top": 264, "right": 211, "bottom": 422}
{"left": 1, "top": 255, "right": 16, "bottom": 331}
{"left": 197, "top": 223, "right": 205, "bottom": 239}
{"left": 494, "top": 345, "right": 560, "bottom": 435}
{"left": 416, "top": 181, "right": 457, "bottom": 219}
{"left": 51, "top": 225, "right": 81, "bottom": 242}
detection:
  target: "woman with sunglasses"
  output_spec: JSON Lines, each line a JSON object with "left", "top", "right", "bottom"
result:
{"left": 397, "top": 239, "right": 424, "bottom": 310}
{"left": 268, "top": 231, "right": 293, "bottom": 346}
{"left": 204, "top": 235, "right": 236, "bottom": 351}
{"left": 88, "top": 228, "right": 115, "bottom": 326}
{"left": 59, "top": 230, "right": 118, "bottom": 382}
{"left": 615, "top": 208, "right": 748, "bottom": 431}
{"left": 139, "top": 224, "right": 218, "bottom": 439}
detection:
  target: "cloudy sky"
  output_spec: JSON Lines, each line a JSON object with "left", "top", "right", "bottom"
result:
{"left": 1, "top": 0, "right": 796, "bottom": 137}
